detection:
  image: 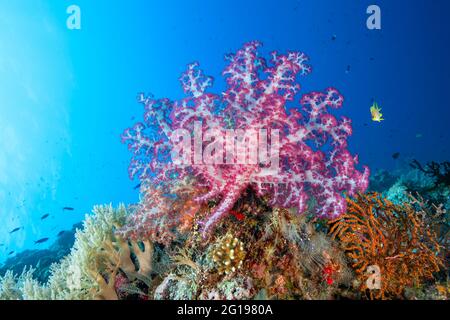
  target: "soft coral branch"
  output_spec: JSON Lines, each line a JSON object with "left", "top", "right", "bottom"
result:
{"left": 122, "top": 41, "right": 369, "bottom": 236}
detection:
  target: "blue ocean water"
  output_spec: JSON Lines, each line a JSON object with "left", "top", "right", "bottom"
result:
{"left": 0, "top": 0, "right": 449, "bottom": 263}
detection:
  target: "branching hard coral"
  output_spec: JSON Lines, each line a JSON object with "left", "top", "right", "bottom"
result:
{"left": 329, "top": 193, "right": 443, "bottom": 299}
{"left": 212, "top": 233, "right": 246, "bottom": 275}
{"left": 122, "top": 41, "right": 369, "bottom": 236}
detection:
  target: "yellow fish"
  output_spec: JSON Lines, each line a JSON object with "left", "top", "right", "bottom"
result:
{"left": 370, "top": 102, "right": 384, "bottom": 122}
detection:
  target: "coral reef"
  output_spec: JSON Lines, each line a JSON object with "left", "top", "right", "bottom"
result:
{"left": 404, "top": 280, "right": 449, "bottom": 300}
{"left": 406, "top": 192, "right": 449, "bottom": 273}
{"left": 0, "top": 268, "right": 52, "bottom": 300}
{"left": 1, "top": 172, "right": 448, "bottom": 300}
{"left": 410, "top": 160, "right": 450, "bottom": 188}
{"left": 0, "top": 222, "right": 81, "bottom": 283}
{"left": 0, "top": 205, "right": 156, "bottom": 300}
{"left": 122, "top": 41, "right": 369, "bottom": 236}
{"left": 1, "top": 42, "right": 448, "bottom": 301}
{"left": 330, "top": 193, "right": 443, "bottom": 299}
{"left": 149, "top": 188, "right": 353, "bottom": 300}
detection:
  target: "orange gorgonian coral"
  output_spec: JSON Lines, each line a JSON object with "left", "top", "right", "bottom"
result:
{"left": 329, "top": 192, "right": 443, "bottom": 299}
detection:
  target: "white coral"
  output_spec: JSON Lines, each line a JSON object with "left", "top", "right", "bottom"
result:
{"left": 0, "top": 204, "right": 132, "bottom": 300}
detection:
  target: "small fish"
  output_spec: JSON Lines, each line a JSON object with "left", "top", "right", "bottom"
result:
{"left": 63, "top": 207, "right": 74, "bottom": 211}
{"left": 8, "top": 251, "right": 14, "bottom": 255}
{"left": 0, "top": 243, "right": 4, "bottom": 247}
{"left": 392, "top": 152, "right": 400, "bottom": 159}
{"left": 345, "top": 65, "right": 351, "bottom": 73}
{"left": 416, "top": 133, "right": 423, "bottom": 138}
{"left": 34, "top": 237, "right": 49, "bottom": 244}
{"left": 57, "top": 231, "right": 65, "bottom": 237}
{"left": 331, "top": 34, "right": 337, "bottom": 41}
{"left": 370, "top": 102, "right": 384, "bottom": 122}
{"left": 9, "top": 227, "right": 21, "bottom": 234}
{"left": 133, "top": 183, "right": 142, "bottom": 190}
{"left": 41, "top": 213, "right": 50, "bottom": 220}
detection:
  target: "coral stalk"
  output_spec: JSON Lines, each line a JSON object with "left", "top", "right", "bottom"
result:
{"left": 122, "top": 41, "right": 369, "bottom": 235}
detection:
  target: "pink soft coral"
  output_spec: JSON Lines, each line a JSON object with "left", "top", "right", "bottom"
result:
{"left": 122, "top": 41, "right": 369, "bottom": 236}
